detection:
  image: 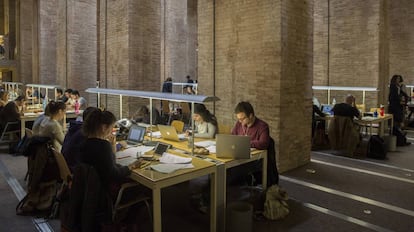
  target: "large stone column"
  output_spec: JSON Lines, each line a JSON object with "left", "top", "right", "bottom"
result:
{"left": 98, "top": 0, "right": 161, "bottom": 117}
{"left": 198, "top": 0, "right": 314, "bottom": 172}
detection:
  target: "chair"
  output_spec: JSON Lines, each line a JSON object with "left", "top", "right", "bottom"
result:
{"left": 328, "top": 116, "right": 360, "bottom": 156}
{"left": 356, "top": 104, "right": 365, "bottom": 113}
{"left": 62, "top": 164, "right": 152, "bottom": 231}
{"left": 171, "top": 120, "right": 184, "bottom": 133}
{"left": 218, "top": 124, "right": 232, "bottom": 134}
{"left": 0, "top": 121, "right": 20, "bottom": 151}
{"left": 161, "top": 100, "right": 174, "bottom": 124}
{"left": 180, "top": 102, "right": 192, "bottom": 124}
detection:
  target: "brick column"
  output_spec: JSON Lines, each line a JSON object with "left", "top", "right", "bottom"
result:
{"left": 199, "top": 0, "right": 313, "bottom": 172}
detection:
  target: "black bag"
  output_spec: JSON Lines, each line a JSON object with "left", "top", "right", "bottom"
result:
{"left": 14, "top": 134, "right": 32, "bottom": 156}
{"left": 367, "top": 135, "right": 387, "bottom": 159}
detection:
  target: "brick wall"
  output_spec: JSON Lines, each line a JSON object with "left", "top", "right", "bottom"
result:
{"left": 19, "top": 1, "right": 35, "bottom": 84}
{"left": 389, "top": 0, "right": 414, "bottom": 96}
{"left": 39, "top": 0, "right": 58, "bottom": 85}
{"left": 199, "top": 0, "right": 313, "bottom": 172}
{"left": 98, "top": 0, "right": 161, "bottom": 117}
{"left": 313, "top": 0, "right": 385, "bottom": 109}
{"left": 280, "top": 0, "right": 314, "bottom": 169}
{"left": 161, "top": 0, "right": 197, "bottom": 84}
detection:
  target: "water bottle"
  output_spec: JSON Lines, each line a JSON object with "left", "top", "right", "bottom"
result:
{"left": 188, "top": 135, "right": 194, "bottom": 149}
{"left": 380, "top": 104, "right": 385, "bottom": 117}
{"left": 74, "top": 100, "right": 80, "bottom": 114}
{"left": 332, "top": 98, "right": 336, "bottom": 105}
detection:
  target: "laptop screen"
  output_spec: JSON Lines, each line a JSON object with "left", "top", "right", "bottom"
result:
{"left": 127, "top": 125, "right": 146, "bottom": 144}
{"left": 321, "top": 104, "right": 333, "bottom": 115}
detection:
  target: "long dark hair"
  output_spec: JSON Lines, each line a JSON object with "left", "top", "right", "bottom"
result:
{"left": 82, "top": 109, "right": 116, "bottom": 137}
{"left": 194, "top": 104, "right": 218, "bottom": 128}
{"left": 390, "top": 75, "right": 402, "bottom": 85}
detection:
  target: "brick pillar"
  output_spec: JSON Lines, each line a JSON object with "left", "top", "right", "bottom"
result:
{"left": 99, "top": 0, "right": 161, "bottom": 117}
{"left": 199, "top": 0, "right": 313, "bottom": 172}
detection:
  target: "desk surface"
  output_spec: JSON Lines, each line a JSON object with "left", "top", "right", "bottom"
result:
{"left": 129, "top": 151, "right": 216, "bottom": 184}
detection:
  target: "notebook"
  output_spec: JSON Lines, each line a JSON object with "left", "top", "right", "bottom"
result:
{"left": 215, "top": 134, "right": 251, "bottom": 159}
{"left": 157, "top": 124, "right": 187, "bottom": 142}
{"left": 126, "top": 125, "right": 146, "bottom": 145}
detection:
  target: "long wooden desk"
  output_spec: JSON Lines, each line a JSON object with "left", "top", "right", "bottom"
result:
{"left": 149, "top": 137, "right": 268, "bottom": 232}
{"left": 128, "top": 151, "right": 217, "bottom": 232}
{"left": 356, "top": 114, "right": 393, "bottom": 137}
{"left": 321, "top": 113, "right": 394, "bottom": 137}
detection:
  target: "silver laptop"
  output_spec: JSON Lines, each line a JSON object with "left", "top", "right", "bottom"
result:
{"left": 157, "top": 124, "right": 187, "bottom": 142}
{"left": 126, "top": 125, "right": 146, "bottom": 145}
{"left": 215, "top": 134, "right": 251, "bottom": 159}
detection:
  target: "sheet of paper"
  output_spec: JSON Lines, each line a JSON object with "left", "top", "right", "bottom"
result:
{"left": 116, "top": 145, "right": 154, "bottom": 158}
{"left": 116, "top": 156, "right": 137, "bottom": 166}
{"left": 159, "top": 153, "right": 192, "bottom": 164}
{"left": 206, "top": 145, "right": 216, "bottom": 153}
{"left": 150, "top": 163, "right": 194, "bottom": 174}
{"left": 194, "top": 140, "right": 216, "bottom": 148}
{"left": 148, "top": 131, "right": 162, "bottom": 138}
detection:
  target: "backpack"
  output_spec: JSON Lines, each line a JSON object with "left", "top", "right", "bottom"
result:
{"left": 16, "top": 137, "right": 60, "bottom": 218}
{"left": 263, "top": 185, "right": 289, "bottom": 220}
{"left": 367, "top": 135, "right": 387, "bottom": 159}
{"left": 14, "top": 134, "right": 33, "bottom": 156}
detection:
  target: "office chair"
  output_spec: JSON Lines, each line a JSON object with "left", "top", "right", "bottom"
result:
{"left": 0, "top": 121, "right": 20, "bottom": 152}
{"left": 171, "top": 120, "right": 185, "bottom": 133}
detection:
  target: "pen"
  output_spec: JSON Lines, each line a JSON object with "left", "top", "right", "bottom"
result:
{"left": 117, "top": 156, "right": 131, "bottom": 159}
{"left": 140, "top": 162, "right": 151, "bottom": 169}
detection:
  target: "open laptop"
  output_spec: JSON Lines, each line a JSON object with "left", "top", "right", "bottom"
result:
{"left": 126, "top": 125, "right": 146, "bottom": 145}
{"left": 157, "top": 124, "right": 187, "bottom": 142}
{"left": 321, "top": 104, "right": 333, "bottom": 115}
{"left": 215, "top": 134, "right": 251, "bottom": 159}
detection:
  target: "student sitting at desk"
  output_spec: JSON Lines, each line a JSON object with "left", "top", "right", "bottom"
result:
{"left": 232, "top": 101, "right": 270, "bottom": 149}
{"left": 33, "top": 101, "right": 66, "bottom": 152}
{"left": 328, "top": 95, "right": 361, "bottom": 156}
{"left": 0, "top": 89, "right": 8, "bottom": 108}
{"left": 0, "top": 96, "right": 25, "bottom": 130}
{"left": 186, "top": 103, "right": 218, "bottom": 139}
{"left": 61, "top": 107, "right": 98, "bottom": 171}
{"left": 332, "top": 94, "right": 361, "bottom": 120}
{"left": 80, "top": 109, "right": 139, "bottom": 198}
{"left": 132, "top": 105, "right": 161, "bottom": 125}
{"left": 230, "top": 101, "right": 278, "bottom": 186}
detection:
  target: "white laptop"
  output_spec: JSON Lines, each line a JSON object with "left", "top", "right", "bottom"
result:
{"left": 157, "top": 124, "right": 187, "bottom": 142}
{"left": 215, "top": 134, "right": 251, "bottom": 159}
{"left": 126, "top": 125, "right": 146, "bottom": 145}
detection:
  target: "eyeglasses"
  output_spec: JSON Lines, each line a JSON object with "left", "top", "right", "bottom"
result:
{"left": 237, "top": 116, "right": 248, "bottom": 122}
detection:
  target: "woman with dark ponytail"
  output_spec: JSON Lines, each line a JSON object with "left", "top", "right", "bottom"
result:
{"left": 80, "top": 109, "right": 139, "bottom": 196}
{"left": 187, "top": 103, "right": 218, "bottom": 138}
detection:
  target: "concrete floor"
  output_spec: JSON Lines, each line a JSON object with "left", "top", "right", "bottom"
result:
{"left": 0, "top": 131, "right": 413, "bottom": 232}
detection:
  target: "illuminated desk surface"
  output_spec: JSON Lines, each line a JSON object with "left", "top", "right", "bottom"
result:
{"left": 141, "top": 137, "right": 267, "bottom": 232}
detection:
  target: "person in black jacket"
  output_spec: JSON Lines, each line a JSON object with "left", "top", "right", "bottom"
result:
{"left": 332, "top": 95, "right": 361, "bottom": 120}
{"left": 61, "top": 107, "right": 98, "bottom": 171}
{"left": 388, "top": 75, "right": 411, "bottom": 146}
{"left": 80, "top": 109, "right": 140, "bottom": 196}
